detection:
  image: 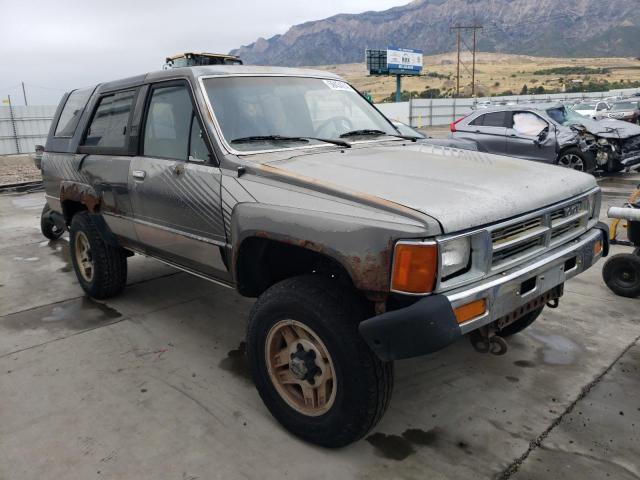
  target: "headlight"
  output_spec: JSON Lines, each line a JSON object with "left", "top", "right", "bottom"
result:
{"left": 440, "top": 237, "right": 471, "bottom": 279}
{"left": 597, "top": 138, "right": 609, "bottom": 145}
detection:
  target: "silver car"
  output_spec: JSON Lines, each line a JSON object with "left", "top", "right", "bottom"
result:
{"left": 450, "top": 104, "right": 597, "bottom": 172}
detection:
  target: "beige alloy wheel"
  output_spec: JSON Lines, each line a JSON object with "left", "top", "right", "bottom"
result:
{"left": 74, "top": 231, "right": 94, "bottom": 282}
{"left": 265, "top": 319, "right": 337, "bottom": 416}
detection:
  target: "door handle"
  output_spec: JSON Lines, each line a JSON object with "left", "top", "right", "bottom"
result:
{"left": 132, "top": 170, "right": 146, "bottom": 180}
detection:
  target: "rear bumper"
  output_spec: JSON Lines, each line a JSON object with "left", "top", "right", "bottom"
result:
{"left": 360, "top": 225, "right": 608, "bottom": 361}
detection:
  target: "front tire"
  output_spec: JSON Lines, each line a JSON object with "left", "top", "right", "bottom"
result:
{"left": 602, "top": 254, "right": 640, "bottom": 298}
{"left": 557, "top": 147, "right": 595, "bottom": 173}
{"left": 246, "top": 275, "right": 393, "bottom": 448}
{"left": 69, "top": 212, "right": 128, "bottom": 299}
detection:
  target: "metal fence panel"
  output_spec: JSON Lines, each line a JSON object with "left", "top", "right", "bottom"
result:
{"left": 0, "top": 105, "right": 56, "bottom": 155}
{"left": 376, "top": 87, "right": 640, "bottom": 128}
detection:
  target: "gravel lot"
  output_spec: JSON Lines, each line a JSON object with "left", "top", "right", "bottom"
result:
{"left": 0, "top": 155, "right": 41, "bottom": 185}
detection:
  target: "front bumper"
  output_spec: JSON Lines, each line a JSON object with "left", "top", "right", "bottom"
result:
{"left": 619, "top": 153, "right": 640, "bottom": 168}
{"left": 360, "top": 225, "right": 608, "bottom": 361}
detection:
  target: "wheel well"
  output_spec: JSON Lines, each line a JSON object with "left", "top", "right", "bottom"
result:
{"left": 236, "top": 237, "right": 354, "bottom": 297}
{"left": 61, "top": 200, "right": 87, "bottom": 225}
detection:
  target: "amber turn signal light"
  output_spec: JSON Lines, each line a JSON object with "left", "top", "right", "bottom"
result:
{"left": 593, "top": 239, "right": 603, "bottom": 256}
{"left": 391, "top": 243, "right": 438, "bottom": 294}
{"left": 454, "top": 299, "right": 487, "bottom": 324}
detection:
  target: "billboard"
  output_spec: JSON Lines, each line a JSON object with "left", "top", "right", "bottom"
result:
{"left": 386, "top": 47, "right": 423, "bottom": 74}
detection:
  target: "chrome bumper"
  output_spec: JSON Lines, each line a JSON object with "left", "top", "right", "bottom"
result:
{"left": 446, "top": 228, "right": 605, "bottom": 335}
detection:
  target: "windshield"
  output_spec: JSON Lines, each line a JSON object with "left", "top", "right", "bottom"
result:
{"left": 202, "top": 76, "right": 397, "bottom": 152}
{"left": 611, "top": 102, "right": 638, "bottom": 111}
{"left": 546, "top": 106, "right": 588, "bottom": 126}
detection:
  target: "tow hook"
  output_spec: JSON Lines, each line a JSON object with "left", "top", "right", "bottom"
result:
{"left": 546, "top": 298, "right": 559, "bottom": 309}
{"left": 469, "top": 326, "right": 508, "bottom": 356}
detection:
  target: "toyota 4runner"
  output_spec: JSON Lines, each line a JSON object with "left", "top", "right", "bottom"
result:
{"left": 41, "top": 66, "right": 608, "bottom": 447}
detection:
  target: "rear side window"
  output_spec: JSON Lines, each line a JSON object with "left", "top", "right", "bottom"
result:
{"left": 470, "top": 111, "right": 508, "bottom": 127}
{"left": 54, "top": 88, "right": 92, "bottom": 137}
{"left": 83, "top": 90, "right": 136, "bottom": 148}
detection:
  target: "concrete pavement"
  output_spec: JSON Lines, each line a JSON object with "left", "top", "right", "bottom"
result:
{"left": 1, "top": 190, "right": 638, "bottom": 480}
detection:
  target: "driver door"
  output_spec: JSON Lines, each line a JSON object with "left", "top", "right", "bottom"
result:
{"left": 506, "top": 111, "right": 556, "bottom": 163}
{"left": 128, "top": 80, "right": 230, "bottom": 280}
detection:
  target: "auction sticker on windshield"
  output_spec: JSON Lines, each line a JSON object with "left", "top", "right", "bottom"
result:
{"left": 323, "top": 79, "right": 352, "bottom": 91}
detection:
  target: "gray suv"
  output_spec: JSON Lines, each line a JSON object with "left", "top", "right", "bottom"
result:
{"left": 451, "top": 105, "right": 597, "bottom": 172}
{"left": 41, "top": 66, "right": 608, "bottom": 447}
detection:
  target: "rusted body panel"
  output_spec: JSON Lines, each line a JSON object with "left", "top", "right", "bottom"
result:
{"left": 59, "top": 181, "right": 100, "bottom": 214}
{"left": 231, "top": 202, "right": 428, "bottom": 294}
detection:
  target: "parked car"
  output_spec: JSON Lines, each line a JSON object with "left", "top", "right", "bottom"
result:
{"left": 449, "top": 104, "right": 597, "bottom": 172}
{"left": 392, "top": 120, "right": 479, "bottom": 151}
{"left": 604, "top": 100, "right": 640, "bottom": 124}
{"left": 41, "top": 66, "right": 608, "bottom": 447}
{"left": 572, "top": 100, "right": 610, "bottom": 119}
{"left": 547, "top": 104, "right": 640, "bottom": 172}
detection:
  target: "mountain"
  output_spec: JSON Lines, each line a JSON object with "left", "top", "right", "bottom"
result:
{"left": 230, "top": 0, "right": 640, "bottom": 66}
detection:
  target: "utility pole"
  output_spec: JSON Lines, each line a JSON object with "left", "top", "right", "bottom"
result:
{"left": 456, "top": 28, "right": 461, "bottom": 96}
{"left": 450, "top": 24, "right": 483, "bottom": 97}
{"left": 472, "top": 28, "right": 477, "bottom": 96}
{"left": 21, "top": 82, "right": 28, "bottom": 106}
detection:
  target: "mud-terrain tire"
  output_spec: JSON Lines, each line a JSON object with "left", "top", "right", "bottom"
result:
{"left": 497, "top": 306, "right": 544, "bottom": 337}
{"left": 557, "top": 147, "right": 596, "bottom": 173}
{"left": 246, "top": 275, "right": 393, "bottom": 448}
{"left": 40, "top": 204, "right": 64, "bottom": 240}
{"left": 69, "top": 212, "right": 128, "bottom": 299}
{"left": 602, "top": 254, "right": 640, "bottom": 298}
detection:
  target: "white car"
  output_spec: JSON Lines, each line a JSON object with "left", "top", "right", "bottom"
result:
{"left": 573, "top": 101, "right": 610, "bottom": 119}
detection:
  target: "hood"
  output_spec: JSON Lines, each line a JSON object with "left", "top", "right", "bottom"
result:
{"left": 264, "top": 143, "right": 597, "bottom": 233}
{"left": 570, "top": 116, "right": 640, "bottom": 139}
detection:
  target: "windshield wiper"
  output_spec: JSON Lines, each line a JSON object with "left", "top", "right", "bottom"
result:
{"left": 230, "top": 135, "right": 351, "bottom": 148}
{"left": 339, "top": 129, "right": 417, "bottom": 141}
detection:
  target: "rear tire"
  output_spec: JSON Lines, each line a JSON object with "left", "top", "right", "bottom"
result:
{"left": 497, "top": 306, "right": 544, "bottom": 337}
{"left": 602, "top": 254, "right": 640, "bottom": 298}
{"left": 40, "top": 204, "right": 64, "bottom": 240}
{"left": 69, "top": 212, "right": 128, "bottom": 299}
{"left": 557, "top": 147, "right": 596, "bottom": 173}
{"left": 246, "top": 275, "right": 393, "bottom": 448}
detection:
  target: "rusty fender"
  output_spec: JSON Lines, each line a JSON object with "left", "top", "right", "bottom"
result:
{"left": 59, "top": 181, "right": 101, "bottom": 213}
{"left": 230, "top": 202, "right": 428, "bottom": 294}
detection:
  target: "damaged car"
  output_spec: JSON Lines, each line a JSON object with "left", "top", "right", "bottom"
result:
{"left": 547, "top": 104, "right": 640, "bottom": 173}
{"left": 450, "top": 105, "right": 597, "bottom": 172}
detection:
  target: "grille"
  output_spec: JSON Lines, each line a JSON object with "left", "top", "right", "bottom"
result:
{"left": 492, "top": 218, "right": 542, "bottom": 245}
{"left": 490, "top": 198, "right": 589, "bottom": 269}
